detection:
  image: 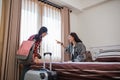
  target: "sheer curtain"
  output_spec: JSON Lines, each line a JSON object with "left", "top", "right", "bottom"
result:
{"left": 41, "top": 4, "right": 61, "bottom": 62}
{"left": 20, "top": 0, "right": 39, "bottom": 44}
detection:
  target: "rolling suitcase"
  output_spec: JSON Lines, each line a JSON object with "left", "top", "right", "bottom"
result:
{"left": 24, "top": 52, "right": 57, "bottom": 80}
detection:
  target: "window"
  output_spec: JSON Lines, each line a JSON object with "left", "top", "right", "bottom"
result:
{"left": 20, "top": 0, "right": 61, "bottom": 61}
{"left": 41, "top": 5, "right": 61, "bottom": 61}
{"left": 20, "top": 0, "right": 38, "bottom": 44}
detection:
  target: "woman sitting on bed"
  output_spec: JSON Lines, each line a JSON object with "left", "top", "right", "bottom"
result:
{"left": 57, "top": 32, "right": 86, "bottom": 62}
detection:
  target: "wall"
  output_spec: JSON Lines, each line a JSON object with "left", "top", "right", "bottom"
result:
{"left": 70, "top": 12, "right": 79, "bottom": 32}
{"left": 70, "top": 0, "right": 120, "bottom": 49}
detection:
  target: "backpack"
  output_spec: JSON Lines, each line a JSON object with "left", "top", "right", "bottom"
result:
{"left": 16, "top": 41, "right": 35, "bottom": 63}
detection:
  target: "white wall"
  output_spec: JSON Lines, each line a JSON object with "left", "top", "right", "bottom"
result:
{"left": 70, "top": 12, "right": 79, "bottom": 32}
{"left": 70, "top": 0, "right": 120, "bottom": 49}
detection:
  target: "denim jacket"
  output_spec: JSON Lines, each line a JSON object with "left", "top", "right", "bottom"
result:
{"left": 65, "top": 42, "right": 86, "bottom": 62}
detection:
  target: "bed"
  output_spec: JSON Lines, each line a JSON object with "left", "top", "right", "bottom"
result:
{"left": 28, "top": 45, "right": 120, "bottom": 80}
{"left": 31, "top": 62, "right": 120, "bottom": 80}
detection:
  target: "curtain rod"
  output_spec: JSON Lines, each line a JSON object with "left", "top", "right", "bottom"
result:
{"left": 38, "top": 0, "right": 63, "bottom": 9}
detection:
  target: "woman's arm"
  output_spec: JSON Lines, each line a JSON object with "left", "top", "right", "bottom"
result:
{"left": 33, "top": 40, "right": 42, "bottom": 64}
{"left": 56, "top": 40, "right": 71, "bottom": 54}
{"left": 34, "top": 57, "right": 42, "bottom": 64}
{"left": 56, "top": 40, "right": 65, "bottom": 48}
{"left": 33, "top": 53, "right": 42, "bottom": 64}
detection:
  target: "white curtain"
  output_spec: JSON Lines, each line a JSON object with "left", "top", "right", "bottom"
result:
{"left": 20, "top": 0, "right": 62, "bottom": 62}
{"left": 20, "top": 0, "right": 39, "bottom": 44}
{"left": 41, "top": 4, "right": 61, "bottom": 62}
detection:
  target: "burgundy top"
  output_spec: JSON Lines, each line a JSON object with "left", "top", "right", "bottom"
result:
{"left": 28, "top": 35, "right": 42, "bottom": 59}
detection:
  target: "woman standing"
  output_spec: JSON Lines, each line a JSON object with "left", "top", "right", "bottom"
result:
{"left": 28, "top": 26, "right": 48, "bottom": 63}
{"left": 57, "top": 32, "right": 86, "bottom": 62}
{"left": 21, "top": 26, "right": 48, "bottom": 80}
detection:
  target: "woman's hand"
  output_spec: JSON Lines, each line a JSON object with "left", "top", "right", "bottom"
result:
{"left": 34, "top": 57, "right": 41, "bottom": 64}
{"left": 56, "top": 40, "right": 63, "bottom": 45}
{"left": 56, "top": 40, "right": 65, "bottom": 48}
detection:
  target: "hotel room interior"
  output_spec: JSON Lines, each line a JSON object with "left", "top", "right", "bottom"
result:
{"left": 0, "top": 0, "right": 120, "bottom": 80}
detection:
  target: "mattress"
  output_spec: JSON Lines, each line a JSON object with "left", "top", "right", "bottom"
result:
{"left": 31, "top": 62, "right": 120, "bottom": 80}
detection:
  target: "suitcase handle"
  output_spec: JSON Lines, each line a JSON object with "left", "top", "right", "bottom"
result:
{"left": 43, "top": 52, "right": 52, "bottom": 71}
{"left": 44, "top": 52, "right": 52, "bottom": 56}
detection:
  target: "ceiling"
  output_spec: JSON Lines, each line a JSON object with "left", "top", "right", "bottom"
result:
{"left": 49, "top": 0, "right": 110, "bottom": 13}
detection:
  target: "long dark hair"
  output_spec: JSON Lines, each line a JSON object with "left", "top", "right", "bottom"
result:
{"left": 34, "top": 26, "right": 48, "bottom": 41}
{"left": 70, "top": 32, "right": 82, "bottom": 43}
